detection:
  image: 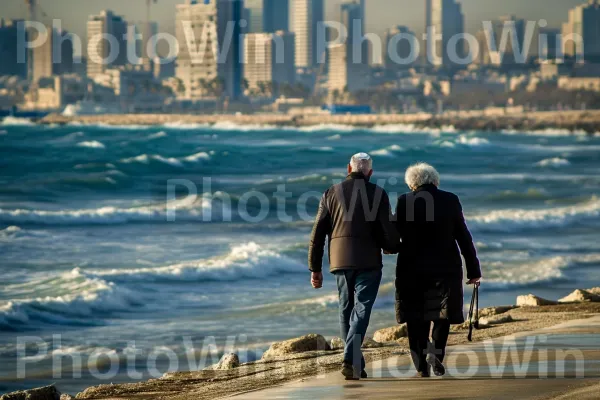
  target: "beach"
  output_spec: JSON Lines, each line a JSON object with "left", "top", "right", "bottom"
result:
{"left": 1, "top": 118, "right": 600, "bottom": 396}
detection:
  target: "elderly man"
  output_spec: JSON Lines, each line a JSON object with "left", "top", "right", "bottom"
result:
{"left": 308, "top": 153, "right": 399, "bottom": 380}
{"left": 393, "top": 162, "right": 482, "bottom": 377}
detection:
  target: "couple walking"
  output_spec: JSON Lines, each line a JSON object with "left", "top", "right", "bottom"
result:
{"left": 308, "top": 153, "right": 482, "bottom": 380}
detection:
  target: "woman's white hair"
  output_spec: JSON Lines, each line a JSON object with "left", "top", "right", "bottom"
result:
{"left": 405, "top": 162, "right": 440, "bottom": 191}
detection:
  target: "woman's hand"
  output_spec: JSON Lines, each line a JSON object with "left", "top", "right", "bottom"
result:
{"left": 466, "top": 277, "right": 481, "bottom": 286}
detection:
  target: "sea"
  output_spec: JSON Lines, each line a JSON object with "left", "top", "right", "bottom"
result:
{"left": 1, "top": 117, "right": 600, "bottom": 394}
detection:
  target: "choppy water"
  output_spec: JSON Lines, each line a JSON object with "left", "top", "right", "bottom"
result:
{"left": 1, "top": 118, "right": 599, "bottom": 394}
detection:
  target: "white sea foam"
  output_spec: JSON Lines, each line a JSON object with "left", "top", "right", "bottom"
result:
{"left": 501, "top": 128, "right": 590, "bottom": 137}
{"left": 120, "top": 154, "right": 183, "bottom": 167}
{"left": 92, "top": 242, "right": 304, "bottom": 282}
{"left": 0, "top": 197, "right": 223, "bottom": 225}
{"left": 327, "top": 134, "right": 342, "bottom": 140}
{"left": 162, "top": 121, "right": 211, "bottom": 130}
{"left": 370, "top": 124, "right": 456, "bottom": 135}
{"left": 77, "top": 140, "right": 106, "bottom": 149}
{"left": 456, "top": 135, "right": 490, "bottom": 147}
{"left": 311, "top": 146, "right": 334, "bottom": 152}
{"left": 1, "top": 117, "right": 34, "bottom": 126}
{"left": 536, "top": 157, "right": 570, "bottom": 168}
{"left": 370, "top": 148, "right": 393, "bottom": 157}
{"left": 183, "top": 151, "right": 211, "bottom": 162}
{"left": 148, "top": 131, "right": 168, "bottom": 139}
{"left": 469, "top": 197, "right": 600, "bottom": 232}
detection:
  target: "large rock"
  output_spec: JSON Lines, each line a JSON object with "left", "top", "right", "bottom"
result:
{"left": 479, "top": 314, "right": 514, "bottom": 328}
{"left": 516, "top": 294, "right": 557, "bottom": 307}
{"left": 373, "top": 325, "right": 407, "bottom": 343}
{"left": 330, "top": 337, "right": 344, "bottom": 350}
{"left": 587, "top": 287, "right": 600, "bottom": 296}
{"left": 0, "top": 385, "right": 61, "bottom": 400}
{"left": 362, "top": 336, "right": 383, "bottom": 348}
{"left": 479, "top": 305, "right": 516, "bottom": 318}
{"left": 559, "top": 289, "right": 600, "bottom": 303}
{"left": 212, "top": 353, "right": 240, "bottom": 370}
{"left": 262, "top": 334, "right": 330, "bottom": 360}
{"left": 60, "top": 396, "right": 73, "bottom": 400}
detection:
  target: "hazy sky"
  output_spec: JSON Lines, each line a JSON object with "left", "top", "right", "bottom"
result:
{"left": 0, "top": 0, "right": 585, "bottom": 55}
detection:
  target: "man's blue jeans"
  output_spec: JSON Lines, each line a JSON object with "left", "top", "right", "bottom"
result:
{"left": 334, "top": 268, "right": 382, "bottom": 373}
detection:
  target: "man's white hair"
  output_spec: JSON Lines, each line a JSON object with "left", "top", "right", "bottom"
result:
{"left": 405, "top": 162, "right": 440, "bottom": 191}
{"left": 350, "top": 152, "right": 373, "bottom": 175}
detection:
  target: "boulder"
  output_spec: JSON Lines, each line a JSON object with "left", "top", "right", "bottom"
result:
{"left": 212, "top": 353, "right": 240, "bottom": 370}
{"left": 373, "top": 325, "right": 407, "bottom": 343}
{"left": 60, "top": 396, "right": 74, "bottom": 400}
{"left": 479, "top": 314, "right": 514, "bottom": 328}
{"left": 586, "top": 287, "right": 600, "bottom": 296}
{"left": 559, "top": 289, "right": 600, "bottom": 304}
{"left": 479, "top": 305, "right": 516, "bottom": 318}
{"left": 262, "top": 334, "right": 330, "bottom": 360}
{"left": 0, "top": 385, "right": 61, "bottom": 400}
{"left": 330, "top": 337, "right": 344, "bottom": 350}
{"left": 362, "top": 336, "right": 383, "bottom": 348}
{"left": 516, "top": 294, "right": 557, "bottom": 307}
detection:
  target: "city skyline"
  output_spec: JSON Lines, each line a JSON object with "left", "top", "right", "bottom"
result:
{"left": 0, "top": 0, "right": 586, "bottom": 57}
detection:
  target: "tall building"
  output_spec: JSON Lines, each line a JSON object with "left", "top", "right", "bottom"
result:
{"left": 175, "top": 0, "right": 243, "bottom": 100}
{"left": 245, "top": 0, "right": 264, "bottom": 33}
{"left": 425, "top": 0, "right": 465, "bottom": 67}
{"left": 328, "top": 2, "right": 366, "bottom": 94}
{"left": 384, "top": 25, "right": 417, "bottom": 69}
{"left": 87, "top": 10, "right": 128, "bottom": 78}
{"left": 135, "top": 21, "right": 159, "bottom": 69}
{"left": 562, "top": 0, "right": 600, "bottom": 60}
{"left": 0, "top": 19, "right": 28, "bottom": 77}
{"left": 290, "top": 0, "right": 325, "bottom": 68}
{"left": 32, "top": 27, "right": 74, "bottom": 82}
{"left": 477, "top": 15, "right": 527, "bottom": 66}
{"left": 263, "top": 0, "right": 289, "bottom": 33}
{"left": 539, "top": 28, "right": 561, "bottom": 61}
{"left": 244, "top": 31, "right": 295, "bottom": 96}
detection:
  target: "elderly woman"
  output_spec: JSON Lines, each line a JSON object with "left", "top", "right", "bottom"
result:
{"left": 393, "top": 163, "right": 482, "bottom": 377}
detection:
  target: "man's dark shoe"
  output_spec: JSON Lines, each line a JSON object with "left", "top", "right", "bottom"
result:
{"left": 360, "top": 370, "right": 368, "bottom": 379}
{"left": 341, "top": 362, "right": 359, "bottom": 380}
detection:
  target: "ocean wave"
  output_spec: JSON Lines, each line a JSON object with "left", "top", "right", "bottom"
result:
{"left": 182, "top": 151, "right": 211, "bottom": 162}
{"left": 327, "top": 134, "right": 342, "bottom": 140}
{"left": 1, "top": 117, "right": 34, "bottom": 126}
{"left": 0, "top": 129, "right": 7, "bottom": 135}
{"left": 469, "top": 197, "right": 600, "bottom": 232}
{"left": 0, "top": 268, "right": 140, "bottom": 331}
{"left": 370, "top": 148, "right": 393, "bottom": 157}
{"left": 310, "top": 146, "right": 334, "bottom": 152}
{"left": 456, "top": 135, "right": 490, "bottom": 147}
{"left": 0, "top": 197, "right": 223, "bottom": 225}
{"left": 77, "top": 140, "right": 105, "bottom": 149}
{"left": 147, "top": 131, "right": 167, "bottom": 139}
{"left": 536, "top": 157, "right": 570, "bottom": 168}
{"left": 501, "top": 128, "right": 590, "bottom": 137}
{"left": 91, "top": 242, "right": 305, "bottom": 283}
{"left": 120, "top": 154, "right": 183, "bottom": 167}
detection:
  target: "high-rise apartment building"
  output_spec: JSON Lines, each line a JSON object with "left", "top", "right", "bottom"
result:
{"left": 175, "top": 0, "right": 243, "bottom": 100}
{"left": 562, "top": 0, "right": 600, "bottom": 60}
{"left": 290, "top": 0, "right": 325, "bottom": 68}
{"left": 0, "top": 19, "right": 28, "bottom": 78}
{"left": 87, "top": 10, "right": 128, "bottom": 78}
{"left": 425, "top": 0, "right": 465, "bottom": 67}
{"left": 263, "top": 0, "right": 289, "bottom": 33}
{"left": 244, "top": 31, "right": 295, "bottom": 96}
{"left": 245, "top": 0, "right": 264, "bottom": 33}
{"left": 384, "top": 25, "right": 417, "bottom": 69}
{"left": 32, "top": 27, "right": 74, "bottom": 82}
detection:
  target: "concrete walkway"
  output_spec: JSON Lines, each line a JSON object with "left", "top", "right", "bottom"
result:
{"left": 233, "top": 315, "right": 600, "bottom": 400}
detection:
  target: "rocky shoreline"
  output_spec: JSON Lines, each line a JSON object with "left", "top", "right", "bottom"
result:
{"left": 37, "top": 110, "right": 600, "bottom": 134}
{"left": 3, "top": 288, "right": 600, "bottom": 400}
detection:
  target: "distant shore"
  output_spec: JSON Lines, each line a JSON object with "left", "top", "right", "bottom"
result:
{"left": 38, "top": 109, "right": 600, "bottom": 134}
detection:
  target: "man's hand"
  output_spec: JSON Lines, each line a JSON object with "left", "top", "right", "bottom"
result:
{"left": 467, "top": 277, "right": 481, "bottom": 286}
{"left": 311, "top": 272, "right": 323, "bottom": 289}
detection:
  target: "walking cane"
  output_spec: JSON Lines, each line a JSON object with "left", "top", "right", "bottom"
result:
{"left": 467, "top": 283, "right": 479, "bottom": 342}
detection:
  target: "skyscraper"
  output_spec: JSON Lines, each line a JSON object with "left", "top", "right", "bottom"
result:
{"left": 175, "top": 0, "right": 243, "bottom": 100}
{"left": 32, "top": 27, "right": 74, "bottom": 82}
{"left": 425, "top": 0, "right": 465, "bottom": 67}
{"left": 384, "top": 25, "right": 417, "bottom": 70}
{"left": 87, "top": 10, "right": 128, "bottom": 78}
{"left": 245, "top": 0, "right": 264, "bottom": 33}
{"left": 244, "top": 31, "right": 295, "bottom": 95}
{"left": 477, "top": 15, "right": 527, "bottom": 66}
{"left": 328, "top": 2, "right": 366, "bottom": 94}
{"left": 562, "top": 0, "right": 600, "bottom": 60}
{"left": 263, "top": 0, "right": 289, "bottom": 33}
{"left": 290, "top": 0, "right": 325, "bottom": 68}
{"left": 0, "top": 20, "right": 28, "bottom": 78}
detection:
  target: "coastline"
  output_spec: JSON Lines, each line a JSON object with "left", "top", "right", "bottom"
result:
{"left": 13, "top": 300, "right": 597, "bottom": 400}
{"left": 37, "top": 109, "right": 600, "bottom": 134}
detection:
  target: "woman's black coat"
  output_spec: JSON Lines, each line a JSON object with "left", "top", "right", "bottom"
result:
{"left": 393, "top": 184, "right": 482, "bottom": 324}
